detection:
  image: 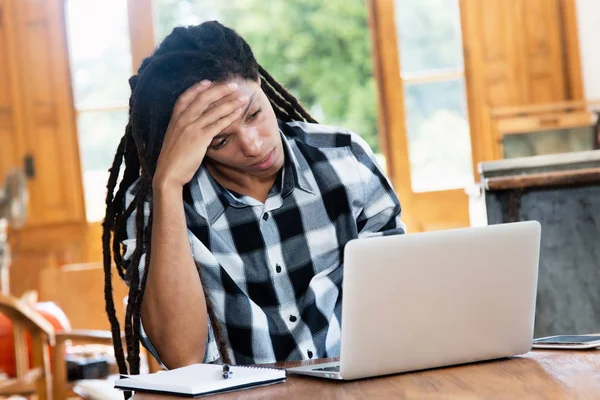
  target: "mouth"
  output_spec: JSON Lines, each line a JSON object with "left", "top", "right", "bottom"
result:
{"left": 249, "top": 148, "right": 276, "bottom": 171}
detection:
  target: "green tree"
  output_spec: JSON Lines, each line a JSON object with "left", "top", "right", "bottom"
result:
{"left": 155, "top": 0, "right": 381, "bottom": 151}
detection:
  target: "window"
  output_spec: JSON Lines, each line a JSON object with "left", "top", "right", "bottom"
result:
{"left": 65, "top": 0, "right": 132, "bottom": 222}
{"left": 395, "top": 0, "right": 473, "bottom": 192}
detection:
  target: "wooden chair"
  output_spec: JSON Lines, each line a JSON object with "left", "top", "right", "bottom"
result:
{"left": 53, "top": 329, "right": 121, "bottom": 400}
{"left": 0, "top": 293, "right": 129, "bottom": 400}
{"left": 0, "top": 293, "right": 54, "bottom": 399}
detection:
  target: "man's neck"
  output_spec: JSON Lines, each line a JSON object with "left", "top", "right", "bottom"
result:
{"left": 205, "top": 162, "right": 280, "bottom": 204}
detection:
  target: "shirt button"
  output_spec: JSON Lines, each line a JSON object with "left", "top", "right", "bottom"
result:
{"left": 262, "top": 212, "right": 269, "bottom": 221}
{"left": 289, "top": 315, "right": 297, "bottom": 323}
{"left": 307, "top": 350, "right": 313, "bottom": 359}
{"left": 276, "top": 264, "right": 282, "bottom": 273}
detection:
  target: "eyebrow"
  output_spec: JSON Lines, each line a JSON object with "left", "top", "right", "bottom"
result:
{"left": 241, "top": 92, "right": 256, "bottom": 120}
{"left": 213, "top": 92, "right": 256, "bottom": 140}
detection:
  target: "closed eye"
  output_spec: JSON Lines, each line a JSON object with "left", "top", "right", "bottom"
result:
{"left": 209, "top": 135, "right": 230, "bottom": 150}
{"left": 209, "top": 108, "right": 261, "bottom": 151}
{"left": 247, "top": 108, "right": 262, "bottom": 122}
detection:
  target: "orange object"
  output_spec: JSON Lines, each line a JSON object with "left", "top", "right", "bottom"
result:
{"left": 0, "top": 302, "right": 70, "bottom": 377}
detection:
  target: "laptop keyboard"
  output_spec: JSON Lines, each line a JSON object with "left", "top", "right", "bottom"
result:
{"left": 312, "top": 365, "right": 340, "bottom": 372}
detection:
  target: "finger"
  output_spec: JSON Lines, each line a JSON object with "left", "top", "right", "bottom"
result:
{"left": 178, "top": 83, "right": 240, "bottom": 126}
{"left": 172, "top": 80, "right": 212, "bottom": 120}
{"left": 197, "top": 95, "right": 248, "bottom": 129}
{"left": 205, "top": 107, "right": 244, "bottom": 138}
{"left": 203, "top": 89, "right": 240, "bottom": 113}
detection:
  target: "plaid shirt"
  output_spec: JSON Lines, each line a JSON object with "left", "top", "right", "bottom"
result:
{"left": 122, "top": 120, "right": 405, "bottom": 366}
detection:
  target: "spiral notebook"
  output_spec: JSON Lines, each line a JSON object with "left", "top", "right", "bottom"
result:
{"left": 114, "top": 363, "right": 286, "bottom": 397}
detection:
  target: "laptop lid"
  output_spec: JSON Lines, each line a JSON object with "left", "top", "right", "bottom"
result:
{"left": 339, "top": 221, "right": 541, "bottom": 380}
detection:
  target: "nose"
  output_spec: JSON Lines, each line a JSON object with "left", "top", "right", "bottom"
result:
{"left": 239, "top": 127, "right": 263, "bottom": 157}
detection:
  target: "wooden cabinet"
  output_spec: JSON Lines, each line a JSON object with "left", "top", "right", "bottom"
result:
{"left": 461, "top": 0, "right": 583, "bottom": 164}
{"left": 0, "top": 0, "right": 86, "bottom": 296}
{"left": 0, "top": 0, "right": 20, "bottom": 183}
{"left": 1, "top": 0, "right": 84, "bottom": 227}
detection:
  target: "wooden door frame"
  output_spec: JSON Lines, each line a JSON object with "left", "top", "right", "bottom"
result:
{"left": 367, "top": 0, "right": 472, "bottom": 232}
{"left": 367, "top": 0, "right": 417, "bottom": 231}
{"left": 558, "top": 0, "right": 584, "bottom": 101}
{"left": 127, "top": 0, "right": 155, "bottom": 72}
{"left": 1, "top": 0, "right": 27, "bottom": 184}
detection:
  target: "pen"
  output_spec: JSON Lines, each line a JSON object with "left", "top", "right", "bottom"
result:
{"left": 222, "top": 364, "right": 233, "bottom": 379}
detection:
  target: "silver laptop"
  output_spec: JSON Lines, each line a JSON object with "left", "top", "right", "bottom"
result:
{"left": 287, "top": 221, "right": 541, "bottom": 380}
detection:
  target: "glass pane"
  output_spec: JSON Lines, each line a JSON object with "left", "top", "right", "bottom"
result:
{"left": 153, "top": 0, "right": 222, "bottom": 43}
{"left": 404, "top": 79, "right": 474, "bottom": 192}
{"left": 152, "top": 0, "right": 381, "bottom": 152}
{"left": 503, "top": 127, "right": 596, "bottom": 159}
{"left": 395, "top": 0, "right": 463, "bottom": 75}
{"left": 77, "top": 109, "right": 129, "bottom": 222}
{"left": 65, "top": 0, "right": 132, "bottom": 109}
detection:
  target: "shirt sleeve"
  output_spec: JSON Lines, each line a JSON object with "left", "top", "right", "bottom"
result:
{"left": 121, "top": 180, "right": 220, "bottom": 368}
{"left": 347, "top": 132, "right": 407, "bottom": 238}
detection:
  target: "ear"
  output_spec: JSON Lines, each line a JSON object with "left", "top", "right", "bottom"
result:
{"left": 256, "top": 76, "right": 261, "bottom": 86}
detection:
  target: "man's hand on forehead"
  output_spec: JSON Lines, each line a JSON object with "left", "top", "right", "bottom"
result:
{"left": 204, "top": 81, "right": 254, "bottom": 113}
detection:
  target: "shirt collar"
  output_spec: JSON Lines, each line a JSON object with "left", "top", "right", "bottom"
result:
{"left": 279, "top": 126, "right": 315, "bottom": 196}
{"left": 196, "top": 122, "right": 315, "bottom": 225}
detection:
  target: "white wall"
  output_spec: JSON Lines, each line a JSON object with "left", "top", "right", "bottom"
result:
{"left": 576, "top": 0, "right": 600, "bottom": 100}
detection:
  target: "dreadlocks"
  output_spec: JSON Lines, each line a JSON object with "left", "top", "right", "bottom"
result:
{"left": 102, "top": 21, "right": 317, "bottom": 380}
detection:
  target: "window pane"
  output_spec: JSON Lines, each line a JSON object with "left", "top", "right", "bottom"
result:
{"left": 153, "top": 0, "right": 221, "bottom": 43}
{"left": 404, "top": 79, "right": 473, "bottom": 192}
{"left": 77, "top": 109, "right": 129, "bottom": 222}
{"left": 152, "top": 0, "right": 381, "bottom": 152}
{"left": 65, "top": 0, "right": 132, "bottom": 221}
{"left": 395, "top": 0, "right": 463, "bottom": 75}
{"left": 65, "top": 0, "right": 132, "bottom": 109}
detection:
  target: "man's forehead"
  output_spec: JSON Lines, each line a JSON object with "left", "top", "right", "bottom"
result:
{"left": 236, "top": 80, "right": 254, "bottom": 95}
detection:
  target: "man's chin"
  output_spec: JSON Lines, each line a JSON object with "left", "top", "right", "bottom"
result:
{"left": 246, "top": 163, "right": 283, "bottom": 179}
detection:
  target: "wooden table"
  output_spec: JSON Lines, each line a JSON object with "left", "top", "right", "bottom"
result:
{"left": 132, "top": 349, "right": 600, "bottom": 399}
